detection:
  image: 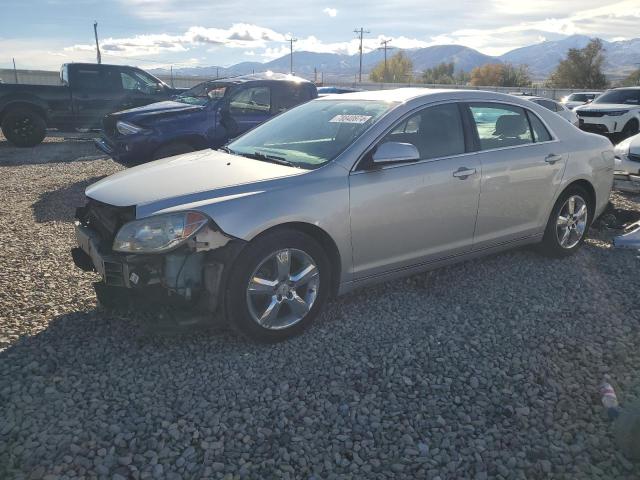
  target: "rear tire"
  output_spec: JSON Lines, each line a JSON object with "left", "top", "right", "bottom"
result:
{"left": 538, "top": 185, "right": 593, "bottom": 257}
{"left": 152, "top": 141, "right": 195, "bottom": 160}
{"left": 226, "top": 229, "right": 330, "bottom": 342}
{"left": 1, "top": 108, "right": 47, "bottom": 147}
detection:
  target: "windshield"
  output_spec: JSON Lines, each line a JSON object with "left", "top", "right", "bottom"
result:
{"left": 568, "top": 93, "right": 595, "bottom": 102}
{"left": 593, "top": 89, "right": 640, "bottom": 105}
{"left": 176, "top": 82, "right": 229, "bottom": 105}
{"left": 227, "top": 99, "right": 396, "bottom": 169}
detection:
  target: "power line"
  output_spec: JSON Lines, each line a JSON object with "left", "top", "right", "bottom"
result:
{"left": 286, "top": 37, "right": 297, "bottom": 74}
{"left": 353, "top": 27, "right": 370, "bottom": 82}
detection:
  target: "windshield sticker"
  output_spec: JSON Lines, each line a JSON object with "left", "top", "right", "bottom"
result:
{"left": 329, "top": 114, "right": 372, "bottom": 124}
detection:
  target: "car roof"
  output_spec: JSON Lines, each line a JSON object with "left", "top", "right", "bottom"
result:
{"left": 316, "top": 88, "right": 555, "bottom": 106}
{"left": 211, "top": 72, "right": 312, "bottom": 85}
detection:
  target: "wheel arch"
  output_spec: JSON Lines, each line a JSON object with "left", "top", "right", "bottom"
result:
{"left": 248, "top": 222, "right": 342, "bottom": 296}
{"left": 0, "top": 99, "right": 49, "bottom": 124}
{"left": 559, "top": 178, "right": 596, "bottom": 216}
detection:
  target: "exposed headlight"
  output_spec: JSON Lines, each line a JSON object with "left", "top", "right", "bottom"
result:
{"left": 113, "top": 212, "right": 208, "bottom": 253}
{"left": 606, "top": 110, "right": 628, "bottom": 117}
{"left": 116, "top": 121, "right": 146, "bottom": 135}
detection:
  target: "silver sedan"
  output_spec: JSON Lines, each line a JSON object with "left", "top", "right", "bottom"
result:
{"left": 73, "top": 88, "right": 615, "bottom": 341}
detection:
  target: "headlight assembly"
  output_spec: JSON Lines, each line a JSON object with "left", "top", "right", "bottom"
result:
{"left": 116, "top": 121, "right": 147, "bottom": 135}
{"left": 606, "top": 110, "right": 628, "bottom": 117}
{"left": 113, "top": 212, "right": 209, "bottom": 253}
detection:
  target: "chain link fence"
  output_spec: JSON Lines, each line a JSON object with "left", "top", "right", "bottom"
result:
{"left": 0, "top": 68, "right": 599, "bottom": 100}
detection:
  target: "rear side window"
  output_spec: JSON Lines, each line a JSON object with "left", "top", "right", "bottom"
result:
{"left": 527, "top": 111, "right": 552, "bottom": 142}
{"left": 74, "top": 68, "right": 120, "bottom": 91}
{"left": 272, "top": 84, "right": 315, "bottom": 113}
{"left": 382, "top": 103, "right": 465, "bottom": 160}
{"left": 469, "top": 103, "right": 533, "bottom": 150}
{"left": 229, "top": 86, "right": 271, "bottom": 115}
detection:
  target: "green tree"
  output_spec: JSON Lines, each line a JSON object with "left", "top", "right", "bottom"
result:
{"left": 369, "top": 51, "right": 413, "bottom": 83}
{"left": 619, "top": 69, "right": 640, "bottom": 87}
{"left": 502, "top": 64, "right": 532, "bottom": 87}
{"left": 547, "top": 39, "right": 608, "bottom": 88}
{"left": 469, "top": 63, "right": 531, "bottom": 87}
{"left": 422, "top": 62, "right": 456, "bottom": 84}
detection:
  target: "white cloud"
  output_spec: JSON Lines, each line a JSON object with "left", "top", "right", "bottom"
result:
{"left": 323, "top": 7, "right": 337, "bottom": 17}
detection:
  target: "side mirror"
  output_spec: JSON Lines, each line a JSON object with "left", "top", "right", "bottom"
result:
{"left": 372, "top": 142, "right": 420, "bottom": 165}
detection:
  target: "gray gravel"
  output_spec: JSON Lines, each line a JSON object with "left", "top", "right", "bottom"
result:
{"left": 1, "top": 133, "right": 640, "bottom": 479}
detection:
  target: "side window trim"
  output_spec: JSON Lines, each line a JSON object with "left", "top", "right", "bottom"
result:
{"left": 353, "top": 100, "right": 469, "bottom": 172}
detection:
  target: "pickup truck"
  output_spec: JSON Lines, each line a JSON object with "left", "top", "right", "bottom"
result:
{"left": 0, "top": 63, "right": 181, "bottom": 147}
{"left": 95, "top": 73, "right": 318, "bottom": 164}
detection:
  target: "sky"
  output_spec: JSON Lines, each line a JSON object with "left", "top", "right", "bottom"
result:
{"left": 1, "top": 0, "right": 639, "bottom": 70}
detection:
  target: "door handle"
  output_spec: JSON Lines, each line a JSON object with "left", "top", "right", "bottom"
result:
{"left": 452, "top": 167, "right": 476, "bottom": 179}
{"left": 545, "top": 154, "right": 562, "bottom": 164}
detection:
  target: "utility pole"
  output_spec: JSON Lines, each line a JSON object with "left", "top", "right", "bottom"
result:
{"left": 353, "top": 27, "right": 369, "bottom": 82}
{"left": 378, "top": 38, "right": 393, "bottom": 82}
{"left": 12, "top": 58, "right": 18, "bottom": 84}
{"left": 286, "top": 37, "right": 297, "bottom": 74}
{"left": 170, "top": 65, "right": 174, "bottom": 87}
{"left": 314, "top": 67, "right": 317, "bottom": 83}
{"left": 93, "top": 21, "right": 101, "bottom": 64}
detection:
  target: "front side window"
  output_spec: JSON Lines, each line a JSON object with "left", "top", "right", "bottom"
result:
{"left": 272, "top": 84, "right": 314, "bottom": 113}
{"left": 228, "top": 99, "right": 395, "bottom": 169}
{"left": 469, "top": 103, "right": 533, "bottom": 150}
{"left": 120, "top": 70, "right": 160, "bottom": 94}
{"left": 229, "top": 86, "right": 271, "bottom": 115}
{"left": 381, "top": 103, "right": 465, "bottom": 160}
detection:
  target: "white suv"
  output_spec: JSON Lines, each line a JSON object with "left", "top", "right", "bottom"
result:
{"left": 575, "top": 87, "right": 640, "bottom": 139}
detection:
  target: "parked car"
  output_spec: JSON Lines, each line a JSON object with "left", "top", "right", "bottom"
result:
{"left": 0, "top": 63, "right": 181, "bottom": 147}
{"left": 614, "top": 132, "right": 640, "bottom": 174}
{"left": 575, "top": 87, "right": 640, "bottom": 140}
{"left": 95, "top": 73, "right": 317, "bottom": 164}
{"left": 561, "top": 92, "right": 601, "bottom": 110}
{"left": 72, "top": 88, "right": 614, "bottom": 342}
{"left": 517, "top": 95, "right": 579, "bottom": 126}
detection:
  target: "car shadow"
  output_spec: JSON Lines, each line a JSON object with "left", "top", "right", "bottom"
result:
{"left": 31, "top": 176, "right": 106, "bottom": 223}
{"left": 0, "top": 133, "right": 106, "bottom": 166}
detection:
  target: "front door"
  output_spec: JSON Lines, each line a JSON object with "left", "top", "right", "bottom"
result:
{"left": 349, "top": 102, "right": 481, "bottom": 280}
{"left": 465, "top": 102, "right": 566, "bottom": 248}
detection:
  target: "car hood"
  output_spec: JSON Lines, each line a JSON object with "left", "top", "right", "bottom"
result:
{"left": 85, "top": 149, "right": 305, "bottom": 212}
{"left": 577, "top": 103, "right": 636, "bottom": 111}
{"left": 108, "top": 100, "right": 207, "bottom": 123}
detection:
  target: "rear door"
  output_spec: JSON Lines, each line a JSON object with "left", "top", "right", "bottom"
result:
{"left": 465, "top": 102, "right": 567, "bottom": 248}
{"left": 227, "top": 85, "right": 272, "bottom": 136}
{"left": 70, "top": 66, "right": 126, "bottom": 128}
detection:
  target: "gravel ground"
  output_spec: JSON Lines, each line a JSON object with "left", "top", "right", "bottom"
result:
{"left": 1, "top": 133, "right": 640, "bottom": 479}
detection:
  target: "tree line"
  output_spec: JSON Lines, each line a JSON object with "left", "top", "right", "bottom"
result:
{"left": 368, "top": 39, "right": 639, "bottom": 88}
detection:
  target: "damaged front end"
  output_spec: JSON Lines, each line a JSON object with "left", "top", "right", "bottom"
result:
{"left": 71, "top": 199, "right": 244, "bottom": 315}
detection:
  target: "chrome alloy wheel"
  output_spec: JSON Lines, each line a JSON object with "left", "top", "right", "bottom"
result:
{"left": 246, "top": 248, "right": 320, "bottom": 330}
{"left": 556, "top": 195, "right": 588, "bottom": 249}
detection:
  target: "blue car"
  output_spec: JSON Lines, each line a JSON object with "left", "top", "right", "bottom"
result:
{"left": 96, "top": 73, "right": 317, "bottom": 164}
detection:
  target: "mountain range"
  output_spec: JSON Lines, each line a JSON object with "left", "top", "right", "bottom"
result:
{"left": 151, "top": 35, "right": 640, "bottom": 82}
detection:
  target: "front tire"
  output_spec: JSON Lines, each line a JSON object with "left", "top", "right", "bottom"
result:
{"left": 539, "top": 186, "right": 592, "bottom": 257}
{"left": 1, "top": 108, "right": 47, "bottom": 147}
{"left": 226, "top": 229, "right": 330, "bottom": 342}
